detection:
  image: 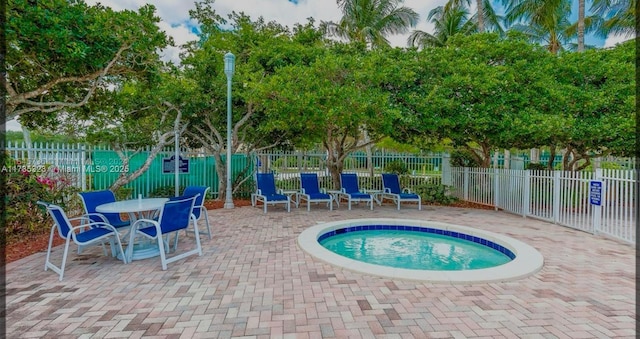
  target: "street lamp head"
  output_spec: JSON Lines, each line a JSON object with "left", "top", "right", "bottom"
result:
{"left": 224, "top": 52, "right": 235, "bottom": 78}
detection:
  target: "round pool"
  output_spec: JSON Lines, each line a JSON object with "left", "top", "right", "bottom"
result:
{"left": 298, "top": 218, "right": 544, "bottom": 283}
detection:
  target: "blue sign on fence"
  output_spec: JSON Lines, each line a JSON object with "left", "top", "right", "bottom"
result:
{"left": 162, "top": 155, "right": 189, "bottom": 174}
{"left": 589, "top": 181, "right": 602, "bottom": 206}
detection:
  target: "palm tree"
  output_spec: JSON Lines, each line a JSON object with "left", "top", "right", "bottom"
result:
{"left": 323, "top": 0, "right": 419, "bottom": 49}
{"left": 446, "top": 0, "right": 504, "bottom": 33}
{"left": 591, "top": 0, "right": 636, "bottom": 37}
{"left": 502, "top": 0, "right": 578, "bottom": 54}
{"left": 408, "top": 4, "right": 476, "bottom": 48}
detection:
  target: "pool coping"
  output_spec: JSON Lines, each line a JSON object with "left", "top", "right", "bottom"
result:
{"left": 298, "top": 218, "right": 545, "bottom": 284}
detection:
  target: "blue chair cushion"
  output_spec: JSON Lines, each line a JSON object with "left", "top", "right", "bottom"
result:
{"left": 264, "top": 194, "right": 288, "bottom": 202}
{"left": 75, "top": 227, "right": 114, "bottom": 243}
{"left": 307, "top": 193, "right": 331, "bottom": 200}
{"left": 348, "top": 193, "right": 371, "bottom": 200}
{"left": 399, "top": 193, "right": 420, "bottom": 199}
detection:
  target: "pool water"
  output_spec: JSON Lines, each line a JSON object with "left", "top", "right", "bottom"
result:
{"left": 320, "top": 230, "right": 512, "bottom": 270}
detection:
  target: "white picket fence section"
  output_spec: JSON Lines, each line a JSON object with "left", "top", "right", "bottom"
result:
{"left": 448, "top": 167, "right": 636, "bottom": 244}
{"left": 4, "top": 141, "right": 88, "bottom": 190}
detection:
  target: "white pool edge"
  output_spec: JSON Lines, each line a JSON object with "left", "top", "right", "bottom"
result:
{"left": 298, "top": 218, "right": 544, "bottom": 284}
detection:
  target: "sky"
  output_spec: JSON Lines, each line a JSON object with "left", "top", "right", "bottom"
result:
{"left": 6, "top": 0, "right": 631, "bottom": 131}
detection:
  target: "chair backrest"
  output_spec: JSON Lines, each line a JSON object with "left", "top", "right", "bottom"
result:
{"left": 340, "top": 173, "right": 361, "bottom": 194}
{"left": 300, "top": 173, "right": 321, "bottom": 195}
{"left": 256, "top": 173, "right": 278, "bottom": 196}
{"left": 158, "top": 195, "right": 197, "bottom": 234}
{"left": 78, "top": 190, "right": 120, "bottom": 223}
{"left": 382, "top": 173, "right": 402, "bottom": 194}
{"left": 183, "top": 186, "right": 209, "bottom": 218}
{"left": 37, "top": 201, "right": 73, "bottom": 239}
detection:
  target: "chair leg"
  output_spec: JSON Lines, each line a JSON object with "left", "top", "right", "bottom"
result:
{"left": 203, "top": 212, "right": 212, "bottom": 240}
{"left": 58, "top": 239, "right": 72, "bottom": 281}
{"left": 44, "top": 226, "right": 56, "bottom": 272}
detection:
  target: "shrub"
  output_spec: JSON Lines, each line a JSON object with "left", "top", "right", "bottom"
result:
{"left": 413, "top": 183, "right": 457, "bottom": 205}
{"left": 148, "top": 186, "right": 176, "bottom": 198}
{"left": 4, "top": 155, "right": 80, "bottom": 240}
{"left": 384, "top": 160, "right": 409, "bottom": 175}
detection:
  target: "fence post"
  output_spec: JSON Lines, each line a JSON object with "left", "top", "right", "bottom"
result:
{"left": 522, "top": 170, "right": 530, "bottom": 218}
{"left": 493, "top": 168, "right": 499, "bottom": 211}
{"left": 463, "top": 167, "right": 469, "bottom": 201}
{"left": 80, "top": 144, "right": 87, "bottom": 191}
{"left": 592, "top": 168, "right": 603, "bottom": 235}
{"left": 553, "top": 171, "right": 561, "bottom": 224}
{"left": 442, "top": 154, "right": 451, "bottom": 186}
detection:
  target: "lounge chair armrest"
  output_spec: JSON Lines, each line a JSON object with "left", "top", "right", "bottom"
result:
{"left": 383, "top": 188, "right": 391, "bottom": 194}
{"left": 320, "top": 188, "right": 327, "bottom": 193}
{"left": 402, "top": 188, "right": 412, "bottom": 193}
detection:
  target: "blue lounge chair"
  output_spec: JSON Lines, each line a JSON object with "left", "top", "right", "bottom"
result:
{"left": 78, "top": 190, "right": 131, "bottom": 229}
{"left": 182, "top": 186, "right": 212, "bottom": 239}
{"left": 339, "top": 173, "right": 373, "bottom": 210}
{"left": 37, "top": 201, "right": 127, "bottom": 281}
{"left": 252, "top": 173, "right": 291, "bottom": 213}
{"left": 128, "top": 195, "right": 202, "bottom": 270}
{"left": 298, "top": 173, "right": 333, "bottom": 211}
{"left": 382, "top": 173, "right": 422, "bottom": 210}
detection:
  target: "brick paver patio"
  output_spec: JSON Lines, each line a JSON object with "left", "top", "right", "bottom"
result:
{"left": 6, "top": 204, "right": 636, "bottom": 338}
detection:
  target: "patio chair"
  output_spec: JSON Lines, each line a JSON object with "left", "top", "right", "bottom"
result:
{"left": 78, "top": 190, "right": 131, "bottom": 229}
{"left": 128, "top": 195, "right": 202, "bottom": 270}
{"left": 37, "top": 201, "right": 127, "bottom": 281}
{"left": 182, "top": 186, "right": 212, "bottom": 239}
{"left": 381, "top": 173, "right": 422, "bottom": 210}
{"left": 298, "top": 173, "right": 333, "bottom": 211}
{"left": 252, "top": 173, "right": 291, "bottom": 213}
{"left": 339, "top": 173, "right": 374, "bottom": 210}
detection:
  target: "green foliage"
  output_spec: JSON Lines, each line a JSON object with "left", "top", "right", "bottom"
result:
{"left": 114, "top": 188, "right": 133, "bottom": 200}
{"left": 384, "top": 160, "right": 409, "bottom": 175}
{"left": 4, "top": 155, "right": 81, "bottom": 240}
{"left": 450, "top": 149, "right": 481, "bottom": 167}
{"left": 148, "top": 186, "right": 176, "bottom": 198}
{"left": 413, "top": 183, "right": 458, "bottom": 205}
{"left": 7, "top": 0, "right": 171, "bottom": 128}
{"left": 525, "top": 162, "right": 548, "bottom": 170}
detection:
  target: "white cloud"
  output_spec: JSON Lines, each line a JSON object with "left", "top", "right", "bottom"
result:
{"left": 603, "top": 32, "right": 634, "bottom": 48}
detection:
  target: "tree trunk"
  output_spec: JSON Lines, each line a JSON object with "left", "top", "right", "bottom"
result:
{"left": 577, "top": 0, "right": 585, "bottom": 52}
{"left": 547, "top": 146, "right": 556, "bottom": 170}
{"left": 476, "top": 0, "right": 484, "bottom": 32}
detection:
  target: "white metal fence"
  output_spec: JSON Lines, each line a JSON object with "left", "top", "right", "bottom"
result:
{"left": 6, "top": 142, "right": 636, "bottom": 244}
{"left": 255, "top": 150, "right": 444, "bottom": 190}
{"left": 448, "top": 167, "right": 637, "bottom": 244}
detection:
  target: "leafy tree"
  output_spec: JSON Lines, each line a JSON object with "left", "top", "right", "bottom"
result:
{"left": 6, "top": 0, "right": 171, "bottom": 126}
{"left": 551, "top": 40, "right": 635, "bottom": 170}
{"left": 181, "top": 2, "right": 327, "bottom": 199}
{"left": 254, "top": 44, "right": 401, "bottom": 187}
{"left": 322, "top": 0, "right": 419, "bottom": 49}
{"left": 80, "top": 69, "right": 190, "bottom": 192}
{"left": 398, "top": 33, "right": 561, "bottom": 167}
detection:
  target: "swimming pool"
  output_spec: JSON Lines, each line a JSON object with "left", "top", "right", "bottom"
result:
{"left": 298, "top": 218, "right": 544, "bottom": 283}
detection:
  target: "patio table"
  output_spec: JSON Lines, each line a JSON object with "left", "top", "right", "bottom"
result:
{"left": 96, "top": 197, "right": 168, "bottom": 262}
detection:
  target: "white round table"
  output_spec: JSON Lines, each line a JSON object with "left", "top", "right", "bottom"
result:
{"left": 96, "top": 198, "right": 169, "bottom": 262}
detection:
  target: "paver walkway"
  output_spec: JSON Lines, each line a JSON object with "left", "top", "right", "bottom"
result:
{"left": 6, "top": 204, "right": 636, "bottom": 338}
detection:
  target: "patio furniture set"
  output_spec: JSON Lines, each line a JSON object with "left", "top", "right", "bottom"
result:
{"left": 251, "top": 172, "right": 422, "bottom": 213}
{"left": 37, "top": 186, "right": 210, "bottom": 280}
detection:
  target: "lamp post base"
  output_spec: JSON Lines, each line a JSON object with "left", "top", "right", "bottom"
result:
{"left": 224, "top": 201, "right": 235, "bottom": 209}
